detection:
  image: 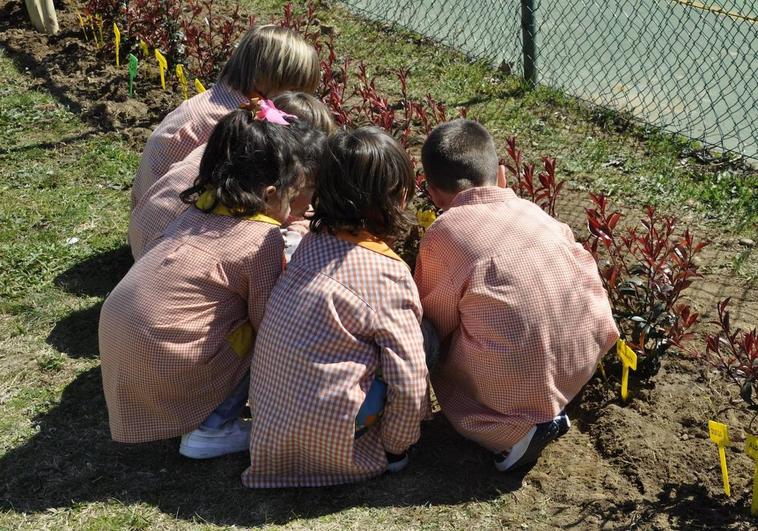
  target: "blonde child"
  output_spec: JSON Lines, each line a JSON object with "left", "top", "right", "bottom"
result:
{"left": 127, "top": 93, "right": 334, "bottom": 261}
{"left": 415, "top": 119, "right": 619, "bottom": 471}
{"left": 100, "top": 109, "right": 310, "bottom": 458}
{"left": 242, "top": 127, "right": 429, "bottom": 488}
{"left": 131, "top": 25, "right": 320, "bottom": 208}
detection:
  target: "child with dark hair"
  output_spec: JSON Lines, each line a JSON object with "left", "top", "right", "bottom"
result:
{"left": 127, "top": 95, "right": 331, "bottom": 261}
{"left": 100, "top": 110, "right": 304, "bottom": 459}
{"left": 415, "top": 119, "right": 618, "bottom": 471}
{"left": 242, "top": 127, "right": 429, "bottom": 488}
{"left": 131, "top": 25, "right": 320, "bottom": 209}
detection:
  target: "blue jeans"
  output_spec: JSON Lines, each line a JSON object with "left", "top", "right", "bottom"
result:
{"left": 355, "top": 319, "right": 440, "bottom": 437}
{"left": 200, "top": 373, "right": 250, "bottom": 429}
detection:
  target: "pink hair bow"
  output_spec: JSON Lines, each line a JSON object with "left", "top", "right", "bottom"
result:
{"left": 241, "top": 98, "right": 297, "bottom": 125}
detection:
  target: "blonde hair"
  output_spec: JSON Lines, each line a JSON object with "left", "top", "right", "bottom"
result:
{"left": 272, "top": 92, "right": 337, "bottom": 133}
{"left": 219, "top": 25, "right": 320, "bottom": 97}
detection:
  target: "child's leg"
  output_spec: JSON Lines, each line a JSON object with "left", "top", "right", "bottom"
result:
{"left": 179, "top": 374, "right": 250, "bottom": 459}
{"left": 200, "top": 373, "right": 250, "bottom": 429}
{"left": 421, "top": 318, "right": 440, "bottom": 370}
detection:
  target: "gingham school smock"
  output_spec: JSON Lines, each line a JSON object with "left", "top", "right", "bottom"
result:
{"left": 414, "top": 187, "right": 619, "bottom": 453}
{"left": 242, "top": 231, "right": 429, "bottom": 488}
{"left": 99, "top": 206, "right": 284, "bottom": 443}
{"left": 131, "top": 83, "right": 246, "bottom": 208}
{"left": 128, "top": 143, "right": 205, "bottom": 260}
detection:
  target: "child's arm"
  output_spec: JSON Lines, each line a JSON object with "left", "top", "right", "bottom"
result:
{"left": 375, "top": 274, "right": 429, "bottom": 456}
{"left": 413, "top": 228, "right": 468, "bottom": 343}
{"left": 246, "top": 231, "right": 286, "bottom": 330}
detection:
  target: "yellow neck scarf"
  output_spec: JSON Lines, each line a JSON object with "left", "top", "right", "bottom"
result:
{"left": 195, "top": 190, "right": 281, "bottom": 226}
{"left": 334, "top": 230, "right": 403, "bottom": 262}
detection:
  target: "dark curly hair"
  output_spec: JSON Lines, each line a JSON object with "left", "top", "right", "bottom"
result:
{"left": 180, "top": 109, "right": 301, "bottom": 216}
{"left": 310, "top": 127, "right": 415, "bottom": 241}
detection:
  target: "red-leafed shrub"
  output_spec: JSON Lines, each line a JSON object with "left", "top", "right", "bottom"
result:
{"left": 690, "top": 299, "right": 758, "bottom": 413}
{"left": 584, "top": 193, "right": 707, "bottom": 379}
{"left": 180, "top": 0, "right": 255, "bottom": 80}
{"left": 503, "top": 136, "right": 563, "bottom": 217}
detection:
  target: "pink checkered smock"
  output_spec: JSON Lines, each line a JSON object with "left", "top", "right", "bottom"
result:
{"left": 415, "top": 187, "right": 618, "bottom": 453}
{"left": 242, "top": 231, "right": 429, "bottom": 488}
{"left": 99, "top": 207, "right": 284, "bottom": 443}
{"left": 128, "top": 143, "right": 205, "bottom": 260}
{"left": 131, "top": 83, "right": 247, "bottom": 208}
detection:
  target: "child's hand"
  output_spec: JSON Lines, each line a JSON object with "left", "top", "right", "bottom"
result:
{"left": 284, "top": 219, "right": 310, "bottom": 236}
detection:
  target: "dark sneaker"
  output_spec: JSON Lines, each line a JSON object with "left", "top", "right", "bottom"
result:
{"left": 386, "top": 451, "right": 409, "bottom": 473}
{"left": 494, "top": 412, "right": 571, "bottom": 472}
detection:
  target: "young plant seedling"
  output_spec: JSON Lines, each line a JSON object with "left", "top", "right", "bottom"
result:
{"left": 127, "top": 54, "right": 138, "bottom": 97}
{"left": 140, "top": 40, "right": 149, "bottom": 58}
{"left": 616, "top": 339, "right": 637, "bottom": 401}
{"left": 176, "top": 65, "right": 189, "bottom": 100}
{"left": 746, "top": 435, "right": 758, "bottom": 515}
{"left": 154, "top": 49, "right": 168, "bottom": 91}
{"left": 113, "top": 23, "right": 121, "bottom": 67}
{"left": 76, "top": 11, "right": 88, "bottom": 41}
{"left": 709, "top": 420, "right": 731, "bottom": 496}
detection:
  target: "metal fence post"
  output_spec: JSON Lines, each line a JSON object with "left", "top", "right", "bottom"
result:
{"left": 521, "top": 0, "right": 537, "bottom": 87}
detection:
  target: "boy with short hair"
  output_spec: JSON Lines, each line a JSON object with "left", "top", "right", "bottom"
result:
{"left": 415, "top": 119, "right": 618, "bottom": 471}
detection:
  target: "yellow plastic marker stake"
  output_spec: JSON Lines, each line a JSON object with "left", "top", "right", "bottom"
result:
{"left": 139, "top": 40, "right": 149, "bottom": 58}
{"left": 708, "top": 420, "right": 731, "bottom": 496}
{"left": 113, "top": 23, "right": 121, "bottom": 67}
{"left": 154, "top": 49, "right": 168, "bottom": 91}
{"left": 746, "top": 434, "right": 758, "bottom": 515}
{"left": 176, "top": 65, "right": 189, "bottom": 100}
{"left": 95, "top": 15, "right": 104, "bottom": 49}
{"left": 616, "top": 339, "right": 637, "bottom": 401}
{"left": 194, "top": 78, "right": 206, "bottom": 93}
{"left": 76, "top": 11, "right": 88, "bottom": 41}
{"left": 416, "top": 209, "right": 437, "bottom": 231}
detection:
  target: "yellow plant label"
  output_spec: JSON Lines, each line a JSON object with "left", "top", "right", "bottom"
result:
{"left": 416, "top": 209, "right": 437, "bottom": 230}
{"left": 176, "top": 65, "right": 189, "bottom": 100}
{"left": 140, "top": 40, "right": 149, "bottom": 58}
{"left": 154, "top": 49, "right": 168, "bottom": 90}
{"left": 113, "top": 23, "right": 121, "bottom": 67}
{"left": 616, "top": 339, "right": 637, "bottom": 370}
{"left": 616, "top": 339, "right": 637, "bottom": 401}
{"left": 194, "top": 78, "right": 206, "bottom": 93}
{"left": 746, "top": 434, "right": 758, "bottom": 461}
{"left": 708, "top": 420, "right": 729, "bottom": 446}
{"left": 708, "top": 420, "right": 730, "bottom": 496}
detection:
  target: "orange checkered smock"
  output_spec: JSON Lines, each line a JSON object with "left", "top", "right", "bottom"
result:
{"left": 414, "top": 187, "right": 618, "bottom": 453}
{"left": 99, "top": 206, "right": 284, "bottom": 443}
{"left": 242, "top": 231, "right": 429, "bottom": 488}
{"left": 128, "top": 143, "right": 205, "bottom": 260}
{"left": 131, "top": 83, "right": 246, "bottom": 208}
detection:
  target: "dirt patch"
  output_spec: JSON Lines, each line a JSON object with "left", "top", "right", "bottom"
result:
{"left": 1, "top": 0, "right": 757, "bottom": 529}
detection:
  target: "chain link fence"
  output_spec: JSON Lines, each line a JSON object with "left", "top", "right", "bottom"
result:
{"left": 338, "top": 0, "right": 758, "bottom": 161}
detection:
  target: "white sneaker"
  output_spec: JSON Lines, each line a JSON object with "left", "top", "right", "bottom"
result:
{"left": 386, "top": 452, "right": 409, "bottom": 473}
{"left": 179, "top": 418, "right": 251, "bottom": 459}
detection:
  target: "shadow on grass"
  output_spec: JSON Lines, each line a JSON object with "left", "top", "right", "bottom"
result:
{"left": 0, "top": 367, "right": 525, "bottom": 526}
{"left": 566, "top": 482, "right": 752, "bottom": 529}
{"left": 53, "top": 245, "right": 133, "bottom": 298}
{"left": 45, "top": 245, "right": 132, "bottom": 358}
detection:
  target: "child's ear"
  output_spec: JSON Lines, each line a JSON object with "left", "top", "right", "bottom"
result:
{"left": 497, "top": 164, "right": 507, "bottom": 189}
{"left": 263, "top": 185, "right": 278, "bottom": 200}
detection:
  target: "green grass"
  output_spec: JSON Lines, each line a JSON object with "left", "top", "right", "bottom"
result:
{"left": 1, "top": 2, "right": 756, "bottom": 528}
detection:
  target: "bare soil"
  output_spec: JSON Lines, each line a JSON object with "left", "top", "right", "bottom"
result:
{"left": 1, "top": 0, "right": 757, "bottom": 528}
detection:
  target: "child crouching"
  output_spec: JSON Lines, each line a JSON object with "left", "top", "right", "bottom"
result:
{"left": 415, "top": 119, "right": 619, "bottom": 471}
{"left": 100, "top": 109, "right": 310, "bottom": 458}
{"left": 242, "top": 127, "right": 429, "bottom": 488}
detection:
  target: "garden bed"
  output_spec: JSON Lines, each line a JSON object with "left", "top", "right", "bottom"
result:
{"left": 0, "top": 0, "right": 757, "bottom": 528}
